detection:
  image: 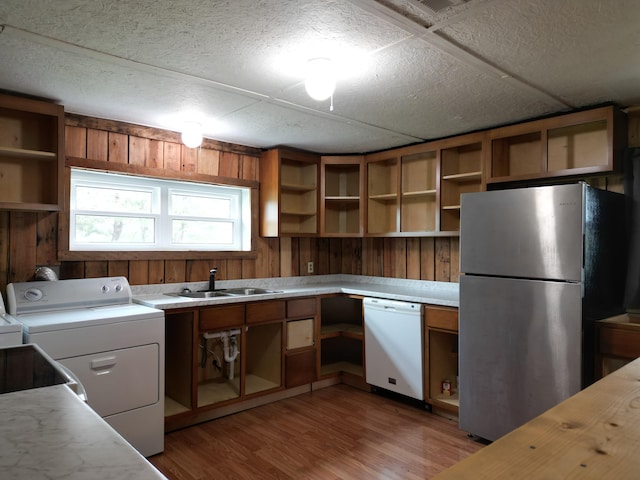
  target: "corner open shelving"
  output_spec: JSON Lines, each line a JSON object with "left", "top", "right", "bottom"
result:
{"left": 260, "top": 148, "right": 319, "bottom": 237}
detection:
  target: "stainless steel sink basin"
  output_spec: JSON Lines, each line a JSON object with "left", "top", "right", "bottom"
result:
{"left": 166, "top": 290, "right": 231, "bottom": 298}
{"left": 225, "top": 287, "right": 282, "bottom": 295}
{"left": 165, "top": 287, "right": 282, "bottom": 299}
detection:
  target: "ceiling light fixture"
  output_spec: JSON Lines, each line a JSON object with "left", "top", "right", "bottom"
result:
{"left": 181, "top": 121, "right": 203, "bottom": 148}
{"left": 305, "top": 57, "right": 336, "bottom": 107}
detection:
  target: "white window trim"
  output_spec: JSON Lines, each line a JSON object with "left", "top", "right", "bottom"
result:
{"left": 70, "top": 168, "right": 251, "bottom": 252}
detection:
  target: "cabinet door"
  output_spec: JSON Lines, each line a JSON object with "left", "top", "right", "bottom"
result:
{"left": 286, "top": 318, "right": 314, "bottom": 350}
{"left": 285, "top": 349, "right": 316, "bottom": 388}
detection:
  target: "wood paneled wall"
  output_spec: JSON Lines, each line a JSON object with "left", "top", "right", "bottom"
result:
{"left": 0, "top": 115, "right": 458, "bottom": 293}
{"left": 2, "top": 108, "right": 637, "bottom": 293}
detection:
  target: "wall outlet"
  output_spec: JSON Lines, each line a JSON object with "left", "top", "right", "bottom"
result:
{"left": 307, "top": 261, "right": 314, "bottom": 274}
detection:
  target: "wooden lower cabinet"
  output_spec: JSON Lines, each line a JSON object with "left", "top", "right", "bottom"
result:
{"left": 285, "top": 348, "right": 316, "bottom": 388}
{"left": 197, "top": 304, "right": 245, "bottom": 409}
{"left": 596, "top": 314, "right": 640, "bottom": 379}
{"left": 165, "top": 297, "right": 318, "bottom": 431}
{"left": 318, "top": 295, "right": 365, "bottom": 384}
{"left": 164, "top": 310, "right": 195, "bottom": 418}
{"left": 424, "top": 306, "right": 459, "bottom": 415}
{"left": 245, "top": 321, "right": 282, "bottom": 396}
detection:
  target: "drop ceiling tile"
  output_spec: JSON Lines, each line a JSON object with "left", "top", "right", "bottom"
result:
{"left": 220, "top": 100, "right": 417, "bottom": 153}
{"left": 0, "top": 35, "right": 261, "bottom": 135}
{"left": 280, "top": 36, "right": 565, "bottom": 141}
{"left": 440, "top": 0, "right": 640, "bottom": 107}
{"left": 2, "top": 0, "right": 411, "bottom": 96}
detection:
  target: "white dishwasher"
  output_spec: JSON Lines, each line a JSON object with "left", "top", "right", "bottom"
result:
{"left": 364, "top": 297, "right": 424, "bottom": 400}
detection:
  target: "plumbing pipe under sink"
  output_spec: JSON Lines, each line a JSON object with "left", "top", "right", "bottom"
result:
{"left": 203, "top": 329, "right": 240, "bottom": 380}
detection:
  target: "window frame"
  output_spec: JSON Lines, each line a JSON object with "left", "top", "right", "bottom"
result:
{"left": 59, "top": 165, "right": 258, "bottom": 261}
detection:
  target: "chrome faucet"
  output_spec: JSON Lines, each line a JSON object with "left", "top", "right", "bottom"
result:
{"left": 208, "top": 268, "right": 218, "bottom": 291}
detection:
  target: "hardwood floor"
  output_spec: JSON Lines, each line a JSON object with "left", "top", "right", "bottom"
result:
{"left": 149, "top": 385, "right": 483, "bottom": 479}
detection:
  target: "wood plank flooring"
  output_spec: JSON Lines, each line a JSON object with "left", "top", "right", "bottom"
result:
{"left": 149, "top": 384, "right": 483, "bottom": 479}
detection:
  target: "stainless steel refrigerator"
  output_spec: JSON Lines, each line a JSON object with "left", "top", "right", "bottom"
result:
{"left": 459, "top": 182, "right": 627, "bottom": 441}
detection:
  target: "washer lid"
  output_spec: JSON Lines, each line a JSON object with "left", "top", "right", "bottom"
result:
{"left": 16, "top": 304, "right": 163, "bottom": 334}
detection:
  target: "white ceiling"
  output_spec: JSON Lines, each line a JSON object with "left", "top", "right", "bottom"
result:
{"left": 1, "top": 0, "right": 639, "bottom": 154}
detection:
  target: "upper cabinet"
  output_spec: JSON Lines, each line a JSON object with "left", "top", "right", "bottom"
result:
{"left": 365, "top": 132, "right": 485, "bottom": 236}
{"left": 365, "top": 153, "right": 400, "bottom": 235}
{"left": 487, "top": 105, "right": 627, "bottom": 185}
{"left": 260, "top": 148, "right": 319, "bottom": 237}
{"left": 259, "top": 105, "right": 625, "bottom": 238}
{"left": 0, "top": 94, "right": 64, "bottom": 211}
{"left": 400, "top": 149, "right": 437, "bottom": 233}
{"left": 438, "top": 133, "right": 484, "bottom": 233}
{"left": 320, "top": 155, "right": 364, "bottom": 237}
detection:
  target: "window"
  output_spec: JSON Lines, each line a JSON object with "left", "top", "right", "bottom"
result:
{"left": 70, "top": 169, "right": 251, "bottom": 251}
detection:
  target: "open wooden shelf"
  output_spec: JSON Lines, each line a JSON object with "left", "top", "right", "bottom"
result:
{"left": 321, "top": 156, "right": 364, "bottom": 237}
{"left": 281, "top": 182, "right": 317, "bottom": 192}
{"left": 402, "top": 189, "right": 436, "bottom": 197}
{"left": 488, "top": 105, "right": 626, "bottom": 184}
{"left": 321, "top": 323, "right": 363, "bottom": 337}
{"left": 260, "top": 148, "right": 319, "bottom": 237}
{"left": 0, "top": 94, "right": 64, "bottom": 211}
{"left": 441, "top": 171, "right": 482, "bottom": 182}
{"left": 319, "top": 296, "right": 364, "bottom": 379}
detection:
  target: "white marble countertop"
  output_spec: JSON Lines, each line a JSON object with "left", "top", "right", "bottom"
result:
{"left": 0, "top": 385, "right": 166, "bottom": 479}
{"left": 132, "top": 274, "right": 459, "bottom": 310}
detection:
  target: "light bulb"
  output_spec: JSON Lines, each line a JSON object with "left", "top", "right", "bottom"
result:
{"left": 181, "top": 122, "right": 203, "bottom": 148}
{"left": 305, "top": 58, "right": 336, "bottom": 101}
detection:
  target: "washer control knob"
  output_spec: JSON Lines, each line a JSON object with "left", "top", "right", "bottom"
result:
{"left": 101, "top": 285, "right": 110, "bottom": 293}
{"left": 115, "top": 284, "right": 123, "bottom": 292}
{"left": 24, "top": 288, "right": 44, "bottom": 302}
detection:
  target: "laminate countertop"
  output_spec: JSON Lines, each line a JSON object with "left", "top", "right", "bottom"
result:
{"left": 434, "top": 357, "right": 640, "bottom": 479}
{"left": 132, "top": 274, "right": 459, "bottom": 310}
{"left": 0, "top": 384, "right": 166, "bottom": 479}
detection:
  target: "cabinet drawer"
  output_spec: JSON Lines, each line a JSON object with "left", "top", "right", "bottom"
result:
{"left": 599, "top": 327, "right": 640, "bottom": 358}
{"left": 287, "top": 297, "right": 317, "bottom": 318}
{"left": 246, "top": 300, "right": 286, "bottom": 324}
{"left": 199, "top": 304, "right": 245, "bottom": 331}
{"left": 425, "top": 307, "right": 458, "bottom": 331}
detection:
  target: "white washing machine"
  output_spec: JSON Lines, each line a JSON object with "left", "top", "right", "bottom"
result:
{"left": 6, "top": 276, "right": 165, "bottom": 457}
{"left": 0, "top": 293, "right": 22, "bottom": 347}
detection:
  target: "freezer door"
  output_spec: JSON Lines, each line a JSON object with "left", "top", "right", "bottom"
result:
{"left": 459, "top": 275, "right": 582, "bottom": 441}
{"left": 460, "top": 183, "right": 584, "bottom": 281}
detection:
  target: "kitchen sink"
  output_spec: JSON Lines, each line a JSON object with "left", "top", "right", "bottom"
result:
{"left": 166, "top": 290, "right": 232, "bottom": 299}
{"left": 166, "top": 287, "right": 282, "bottom": 299}
{"left": 224, "top": 287, "right": 282, "bottom": 295}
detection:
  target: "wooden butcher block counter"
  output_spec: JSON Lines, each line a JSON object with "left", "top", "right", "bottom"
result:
{"left": 435, "top": 357, "right": 640, "bottom": 479}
